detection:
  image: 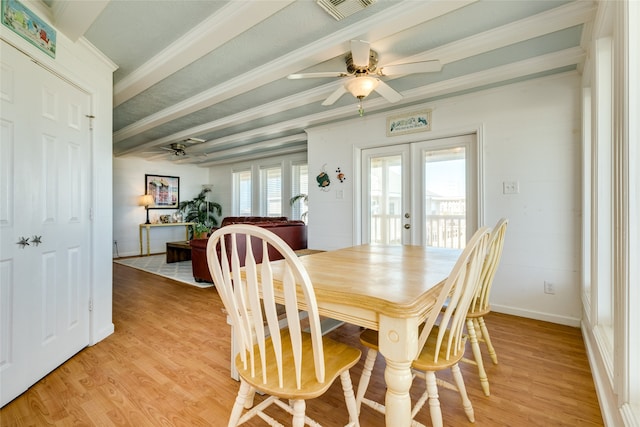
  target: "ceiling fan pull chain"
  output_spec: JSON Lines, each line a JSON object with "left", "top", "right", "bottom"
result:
{"left": 358, "top": 99, "right": 365, "bottom": 117}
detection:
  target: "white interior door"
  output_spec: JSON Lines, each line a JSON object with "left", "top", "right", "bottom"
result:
{"left": 0, "top": 41, "right": 91, "bottom": 407}
{"left": 361, "top": 134, "right": 478, "bottom": 246}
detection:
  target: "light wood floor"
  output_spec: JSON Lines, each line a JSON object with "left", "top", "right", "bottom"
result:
{"left": 1, "top": 263, "right": 604, "bottom": 426}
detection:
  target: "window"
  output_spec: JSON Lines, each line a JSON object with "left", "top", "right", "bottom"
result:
{"left": 233, "top": 170, "right": 252, "bottom": 215}
{"left": 260, "top": 166, "right": 282, "bottom": 217}
{"left": 593, "top": 36, "right": 613, "bottom": 349}
{"left": 291, "top": 163, "right": 308, "bottom": 222}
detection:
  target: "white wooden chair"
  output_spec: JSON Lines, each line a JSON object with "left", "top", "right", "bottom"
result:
{"left": 206, "top": 224, "right": 361, "bottom": 427}
{"left": 462, "top": 217, "right": 508, "bottom": 396}
{"left": 355, "top": 227, "right": 490, "bottom": 427}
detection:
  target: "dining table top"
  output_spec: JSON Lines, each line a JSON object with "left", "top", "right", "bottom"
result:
{"left": 267, "top": 244, "right": 460, "bottom": 327}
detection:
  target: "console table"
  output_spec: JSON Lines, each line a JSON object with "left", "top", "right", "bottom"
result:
{"left": 139, "top": 222, "right": 194, "bottom": 256}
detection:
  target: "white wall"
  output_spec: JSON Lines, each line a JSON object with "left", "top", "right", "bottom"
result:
{"left": 112, "top": 157, "right": 211, "bottom": 257}
{"left": 307, "top": 72, "right": 582, "bottom": 327}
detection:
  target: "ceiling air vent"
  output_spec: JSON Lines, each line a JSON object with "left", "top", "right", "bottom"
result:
{"left": 316, "top": 0, "right": 377, "bottom": 21}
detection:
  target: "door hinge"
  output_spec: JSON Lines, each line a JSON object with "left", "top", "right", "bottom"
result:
{"left": 88, "top": 299, "right": 94, "bottom": 312}
{"left": 86, "top": 114, "right": 95, "bottom": 130}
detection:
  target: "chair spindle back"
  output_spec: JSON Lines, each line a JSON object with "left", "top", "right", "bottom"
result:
{"left": 207, "top": 224, "right": 325, "bottom": 390}
{"left": 470, "top": 218, "right": 508, "bottom": 315}
{"left": 417, "top": 227, "right": 491, "bottom": 362}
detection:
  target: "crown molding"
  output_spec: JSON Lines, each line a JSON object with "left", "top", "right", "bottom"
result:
{"left": 392, "top": 0, "right": 595, "bottom": 67}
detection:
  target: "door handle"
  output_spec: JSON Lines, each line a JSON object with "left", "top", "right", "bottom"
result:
{"left": 404, "top": 224, "right": 411, "bottom": 229}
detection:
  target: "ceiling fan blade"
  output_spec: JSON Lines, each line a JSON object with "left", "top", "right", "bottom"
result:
{"left": 350, "top": 39, "right": 371, "bottom": 67}
{"left": 184, "top": 137, "right": 205, "bottom": 144}
{"left": 374, "top": 80, "right": 403, "bottom": 103}
{"left": 322, "top": 85, "right": 347, "bottom": 106}
{"left": 288, "top": 72, "right": 349, "bottom": 79}
{"left": 379, "top": 60, "right": 442, "bottom": 76}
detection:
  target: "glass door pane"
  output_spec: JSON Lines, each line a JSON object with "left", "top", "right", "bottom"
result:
{"left": 370, "top": 155, "right": 402, "bottom": 244}
{"left": 423, "top": 147, "right": 467, "bottom": 248}
{"left": 362, "top": 145, "right": 411, "bottom": 245}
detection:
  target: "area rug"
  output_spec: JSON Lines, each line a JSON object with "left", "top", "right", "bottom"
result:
{"left": 113, "top": 255, "right": 213, "bottom": 288}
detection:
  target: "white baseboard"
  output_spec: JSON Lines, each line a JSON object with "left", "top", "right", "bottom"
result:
{"left": 90, "top": 323, "right": 114, "bottom": 346}
{"left": 581, "top": 320, "right": 627, "bottom": 427}
{"left": 491, "top": 304, "right": 581, "bottom": 327}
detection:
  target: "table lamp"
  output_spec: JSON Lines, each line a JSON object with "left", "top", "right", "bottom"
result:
{"left": 140, "top": 194, "right": 154, "bottom": 224}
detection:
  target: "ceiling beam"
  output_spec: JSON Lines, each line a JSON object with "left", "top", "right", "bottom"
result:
{"left": 186, "top": 47, "right": 587, "bottom": 165}
{"left": 112, "top": 0, "right": 475, "bottom": 144}
{"left": 113, "top": 0, "right": 295, "bottom": 107}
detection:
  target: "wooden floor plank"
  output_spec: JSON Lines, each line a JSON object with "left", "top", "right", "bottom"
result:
{"left": 0, "top": 263, "right": 603, "bottom": 426}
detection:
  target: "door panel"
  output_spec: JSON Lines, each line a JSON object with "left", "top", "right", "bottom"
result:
{"left": 0, "top": 41, "right": 91, "bottom": 407}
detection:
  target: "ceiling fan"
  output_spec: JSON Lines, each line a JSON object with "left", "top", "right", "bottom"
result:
{"left": 160, "top": 137, "right": 205, "bottom": 157}
{"left": 288, "top": 40, "right": 442, "bottom": 115}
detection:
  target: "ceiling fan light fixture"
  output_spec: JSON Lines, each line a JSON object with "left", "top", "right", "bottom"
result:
{"left": 345, "top": 76, "right": 379, "bottom": 100}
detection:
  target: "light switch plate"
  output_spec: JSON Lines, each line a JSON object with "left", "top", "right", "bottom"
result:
{"left": 503, "top": 181, "right": 519, "bottom": 194}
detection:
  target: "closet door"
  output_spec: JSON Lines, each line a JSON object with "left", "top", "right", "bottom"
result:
{"left": 0, "top": 41, "right": 91, "bottom": 407}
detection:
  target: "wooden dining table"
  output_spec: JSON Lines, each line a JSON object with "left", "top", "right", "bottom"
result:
{"left": 268, "top": 243, "right": 459, "bottom": 427}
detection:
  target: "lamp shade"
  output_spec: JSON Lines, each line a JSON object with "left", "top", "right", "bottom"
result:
{"left": 139, "top": 194, "right": 154, "bottom": 207}
{"left": 345, "top": 76, "right": 379, "bottom": 99}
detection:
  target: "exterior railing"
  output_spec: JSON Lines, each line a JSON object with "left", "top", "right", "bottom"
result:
{"left": 425, "top": 215, "right": 466, "bottom": 249}
{"left": 370, "top": 215, "right": 403, "bottom": 245}
{"left": 371, "top": 214, "right": 466, "bottom": 248}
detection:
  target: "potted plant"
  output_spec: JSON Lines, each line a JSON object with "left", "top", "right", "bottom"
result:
{"left": 289, "top": 193, "right": 308, "bottom": 222}
{"left": 178, "top": 187, "right": 222, "bottom": 239}
{"left": 192, "top": 222, "right": 211, "bottom": 239}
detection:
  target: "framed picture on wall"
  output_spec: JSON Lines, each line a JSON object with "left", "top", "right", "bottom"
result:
{"left": 1, "top": 0, "right": 57, "bottom": 58}
{"left": 145, "top": 174, "right": 180, "bottom": 209}
{"left": 386, "top": 109, "right": 432, "bottom": 136}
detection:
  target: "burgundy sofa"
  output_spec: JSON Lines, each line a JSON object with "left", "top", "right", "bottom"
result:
{"left": 190, "top": 216, "right": 308, "bottom": 283}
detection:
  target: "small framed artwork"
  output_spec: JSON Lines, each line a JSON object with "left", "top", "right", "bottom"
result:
{"left": 145, "top": 174, "right": 180, "bottom": 209}
{"left": 386, "top": 109, "right": 432, "bottom": 136}
{"left": 1, "top": 0, "right": 57, "bottom": 58}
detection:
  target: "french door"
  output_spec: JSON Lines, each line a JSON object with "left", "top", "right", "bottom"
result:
{"left": 361, "top": 134, "right": 478, "bottom": 247}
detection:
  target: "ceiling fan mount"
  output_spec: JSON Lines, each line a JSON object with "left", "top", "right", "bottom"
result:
{"left": 168, "top": 143, "right": 187, "bottom": 156}
{"left": 345, "top": 49, "right": 378, "bottom": 75}
{"left": 161, "top": 137, "right": 205, "bottom": 157}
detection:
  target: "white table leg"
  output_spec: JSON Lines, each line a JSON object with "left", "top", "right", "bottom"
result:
{"left": 378, "top": 315, "right": 419, "bottom": 427}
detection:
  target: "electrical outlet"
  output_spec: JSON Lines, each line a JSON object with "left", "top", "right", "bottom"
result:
{"left": 544, "top": 281, "right": 555, "bottom": 294}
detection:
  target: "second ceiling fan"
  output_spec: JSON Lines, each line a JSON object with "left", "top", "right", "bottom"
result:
{"left": 288, "top": 40, "right": 441, "bottom": 115}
